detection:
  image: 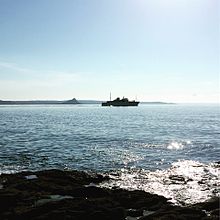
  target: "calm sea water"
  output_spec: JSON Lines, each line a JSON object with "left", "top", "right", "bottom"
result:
{"left": 0, "top": 104, "right": 219, "bottom": 204}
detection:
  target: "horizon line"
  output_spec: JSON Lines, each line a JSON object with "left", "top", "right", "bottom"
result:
{"left": 0, "top": 98, "right": 219, "bottom": 104}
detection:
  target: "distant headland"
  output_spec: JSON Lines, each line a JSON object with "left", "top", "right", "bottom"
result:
{"left": 0, "top": 98, "right": 79, "bottom": 105}
{"left": 0, "top": 98, "right": 175, "bottom": 105}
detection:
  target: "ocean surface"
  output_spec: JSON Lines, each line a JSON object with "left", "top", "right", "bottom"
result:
{"left": 0, "top": 104, "right": 219, "bottom": 205}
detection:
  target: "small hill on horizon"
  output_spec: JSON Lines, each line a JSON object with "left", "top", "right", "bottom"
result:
{"left": 62, "top": 98, "right": 79, "bottom": 104}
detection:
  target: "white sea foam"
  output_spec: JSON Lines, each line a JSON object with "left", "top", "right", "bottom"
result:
{"left": 100, "top": 160, "right": 220, "bottom": 205}
{"left": 0, "top": 165, "right": 25, "bottom": 175}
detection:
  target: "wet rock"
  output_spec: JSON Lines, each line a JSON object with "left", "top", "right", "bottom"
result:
{"left": 193, "top": 197, "right": 219, "bottom": 211}
{"left": 169, "top": 175, "right": 186, "bottom": 184}
{"left": 139, "top": 206, "right": 206, "bottom": 220}
{"left": 0, "top": 191, "right": 18, "bottom": 212}
{"left": 107, "top": 207, "right": 125, "bottom": 220}
{"left": 210, "top": 208, "right": 219, "bottom": 216}
{"left": 126, "top": 208, "right": 143, "bottom": 217}
{"left": 0, "top": 169, "right": 219, "bottom": 220}
{"left": 90, "top": 210, "right": 107, "bottom": 220}
{"left": 111, "top": 189, "right": 168, "bottom": 209}
{"left": 70, "top": 186, "right": 111, "bottom": 198}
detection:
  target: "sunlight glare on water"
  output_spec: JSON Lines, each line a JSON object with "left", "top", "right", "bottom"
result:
{"left": 167, "top": 141, "right": 184, "bottom": 150}
{"left": 101, "top": 160, "right": 220, "bottom": 205}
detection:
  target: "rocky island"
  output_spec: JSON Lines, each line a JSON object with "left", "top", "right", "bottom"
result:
{"left": 0, "top": 169, "right": 219, "bottom": 220}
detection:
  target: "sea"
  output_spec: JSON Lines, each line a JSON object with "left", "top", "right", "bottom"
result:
{"left": 0, "top": 104, "right": 219, "bottom": 205}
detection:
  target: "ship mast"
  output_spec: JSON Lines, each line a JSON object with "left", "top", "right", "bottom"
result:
{"left": 110, "top": 92, "right": 111, "bottom": 101}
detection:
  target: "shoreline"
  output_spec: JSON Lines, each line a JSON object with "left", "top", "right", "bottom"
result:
{"left": 0, "top": 169, "right": 219, "bottom": 220}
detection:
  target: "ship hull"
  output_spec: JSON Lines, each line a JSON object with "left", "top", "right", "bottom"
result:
{"left": 102, "top": 101, "right": 139, "bottom": 106}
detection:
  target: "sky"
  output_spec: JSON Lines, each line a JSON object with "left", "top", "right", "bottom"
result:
{"left": 0, "top": 0, "right": 219, "bottom": 103}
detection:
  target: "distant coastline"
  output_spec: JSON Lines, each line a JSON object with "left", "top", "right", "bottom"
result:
{"left": 0, "top": 98, "right": 79, "bottom": 105}
{"left": 0, "top": 98, "right": 175, "bottom": 105}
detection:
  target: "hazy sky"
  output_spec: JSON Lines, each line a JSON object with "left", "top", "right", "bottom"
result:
{"left": 0, "top": 0, "right": 219, "bottom": 103}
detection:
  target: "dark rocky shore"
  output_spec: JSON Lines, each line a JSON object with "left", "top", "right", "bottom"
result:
{"left": 0, "top": 169, "right": 219, "bottom": 220}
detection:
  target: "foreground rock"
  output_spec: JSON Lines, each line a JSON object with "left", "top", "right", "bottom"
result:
{"left": 0, "top": 169, "right": 219, "bottom": 220}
